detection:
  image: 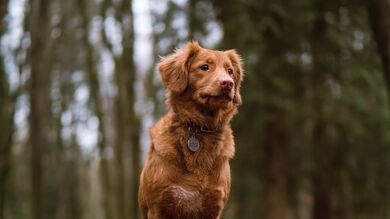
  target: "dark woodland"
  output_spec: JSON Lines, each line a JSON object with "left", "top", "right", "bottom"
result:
{"left": 0, "top": 0, "right": 390, "bottom": 218}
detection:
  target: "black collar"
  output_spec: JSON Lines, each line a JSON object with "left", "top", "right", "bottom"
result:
{"left": 187, "top": 121, "right": 218, "bottom": 134}
{"left": 172, "top": 110, "right": 220, "bottom": 134}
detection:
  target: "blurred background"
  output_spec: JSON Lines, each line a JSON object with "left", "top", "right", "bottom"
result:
{"left": 1, "top": 0, "right": 390, "bottom": 218}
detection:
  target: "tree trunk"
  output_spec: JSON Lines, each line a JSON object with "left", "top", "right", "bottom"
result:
{"left": 311, "top": 122, "right": 331, "bottom": 219}
{"left": 114, "top": 1, "right": 140, "bottom": 218}
{"left": 79, "top": 1, "right": 115, "bottom": 218}
{"left": 28, "top": 0, "right": 52, "bottom": 218}
{"left": 187, "top": 0, "right": 196, "bottom": 40}
{"left": 263, "top": 109, "right": 288, "bottom": 219}
{"left": 0, "top": 0, "right": 8, "bottom": 35}
{"left": 366, "top": 0, "right": 390, "bottom": 97}
{"left": 0, "top": 52, "right": 15, "bottom": 219}
{"left": 113, "top": 65, "right": 129, "bottom": 219}
{"left": 260, "top": 15, "right": 289, "bottom": 219}
{"left": 0, "top": 2, "right": 12, "bottom": 218}
{"left": 114, "top": 10, "right": 130, "bottom": 219}
{"left": 123, "top": 6, "right": 141, "bottom": 219}
{"left": 0, "top": 2, "right": 12, "bottom": 219}
{"left": 310, "top": 4, "right": 333, "bottom": 217}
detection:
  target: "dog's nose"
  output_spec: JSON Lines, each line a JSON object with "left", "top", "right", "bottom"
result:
{"left": 220, "top": 79, "right": 234, "bottom": 90}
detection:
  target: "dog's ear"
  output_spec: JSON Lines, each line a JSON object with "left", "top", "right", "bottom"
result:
{"left": 158, "top": 42, "right": 201, "bottom": 94}
{"left": 225, "top": 49, "right": 244, "bottom": 106}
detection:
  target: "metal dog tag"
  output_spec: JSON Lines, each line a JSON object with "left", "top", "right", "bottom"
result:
{"left": 187, "top": 135, "right": 200, "bottom": 152}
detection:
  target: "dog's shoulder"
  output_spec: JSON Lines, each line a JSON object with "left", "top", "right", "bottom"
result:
{"left": 150, "top": 115, "right": 179, "bottom": 160}
{"left": 221, "top": 127, "right": 235, "bottom": 159}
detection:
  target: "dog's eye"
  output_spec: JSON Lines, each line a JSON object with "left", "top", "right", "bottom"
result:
{"left": 200, "top": 64, "right": 209, "bottom": 71}
{"left": 227, "top": 68, "right": 234, "bottom": 75}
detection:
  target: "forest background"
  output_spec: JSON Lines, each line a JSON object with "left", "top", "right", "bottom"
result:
{"left": 1, "top": 0, "right": 390, "bottom": 218}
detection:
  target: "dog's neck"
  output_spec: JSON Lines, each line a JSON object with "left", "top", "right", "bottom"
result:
{"left": 152, "top": 95, "right": 237, "bottom": 172}
{"left": 168, "top": 94, "right": 237, "bottom": 132}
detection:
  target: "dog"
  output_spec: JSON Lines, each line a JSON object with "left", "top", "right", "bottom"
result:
{"left": 139, "top": 42, "right": 243, "bottom": 219}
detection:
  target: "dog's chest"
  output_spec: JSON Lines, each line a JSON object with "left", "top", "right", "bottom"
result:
{"left": 180, "top": 133, "right": 226, "bottom": 173}
{"left": 160, "top": 154, "right": 229, "bottom": 216}
{"left": 161, "top": 183, "right": 226, "bottom": 218}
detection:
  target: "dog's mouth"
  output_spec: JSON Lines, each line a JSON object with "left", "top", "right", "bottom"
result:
{"left": 199, "top": 93, "right": 233, "bottom": 103}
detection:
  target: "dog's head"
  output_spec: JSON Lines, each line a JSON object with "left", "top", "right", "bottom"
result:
{"left": 158, "top": 42, "right": 243, "bottom": 110}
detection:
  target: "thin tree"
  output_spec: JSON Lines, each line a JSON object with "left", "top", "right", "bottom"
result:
{"left": 366, "top": 0, "right": 390, "bottom": 98}
{"left": 309, "top": 4, "right": 332, "bottom": 218}
{"left": 0, "top": 49, "right": 14, "bottom": 219}
{"left": 99, "top": 0, "right": 140, "bottom": 218}
{"left": 79, "top": 0, "right": 115, "bottom": 218}
{"left": 0, "top": 2, "right": 14, "bottom": 219}
{"left": 0, "top": 0, "right": 8, "bottom": 35}
{"left": 28, "top": 0, "right": 52, "bottom": 218}
{"left": 113, "top": 1, "right": 140, "bottom": 218}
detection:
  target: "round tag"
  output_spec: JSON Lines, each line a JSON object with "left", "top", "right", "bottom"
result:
{"left": 187, "top": 135, "right": 200, "bottom": 152}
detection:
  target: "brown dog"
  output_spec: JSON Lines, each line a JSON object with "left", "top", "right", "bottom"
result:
{"left": 139, "top": 42, "right": 243, "bottom": 219}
